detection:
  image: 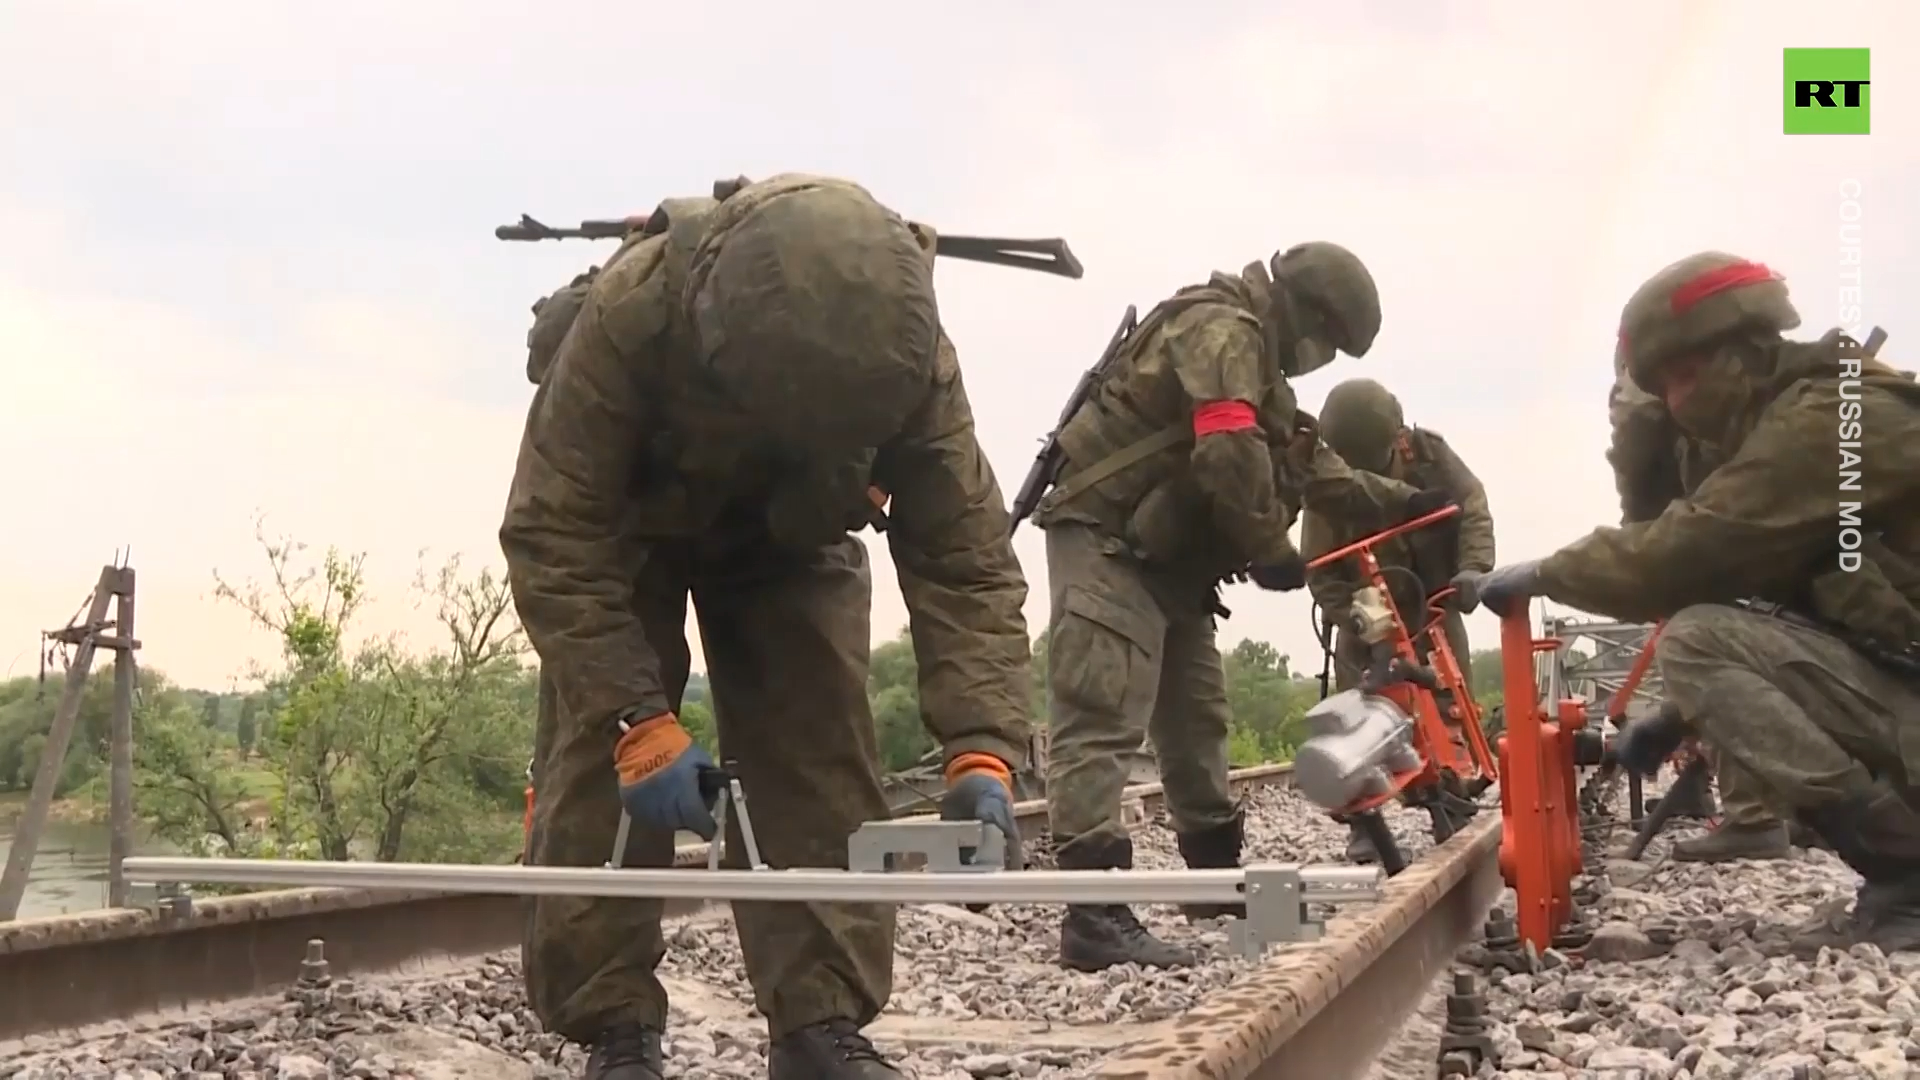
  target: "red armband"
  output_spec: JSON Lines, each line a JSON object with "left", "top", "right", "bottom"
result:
{"left": 1193, "top": 400, "right": 1257, "bottom": 438}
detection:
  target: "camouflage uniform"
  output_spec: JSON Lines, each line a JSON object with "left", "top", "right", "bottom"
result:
{"left": 1519, "top": 252, "right": 1920, "bottom": 955}
{"left": 1301, "top": 378, "right": 1494, "bottom": 862}
{"left": 1303, "top": 378, "right": 1493, "bottom": 689}
{"left": 502, "top": 176, "right": 1033, "bottom": 1078}
{"left": 1031, "top": 246, "right": 1421, "bottom": 970}
{"left": 1605, "top": 345, "right": 1789, "bottom": 859}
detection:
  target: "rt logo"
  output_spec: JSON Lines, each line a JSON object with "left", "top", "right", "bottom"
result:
{"left": 1784, "top": 48, "right": 1870, "bottom": 134}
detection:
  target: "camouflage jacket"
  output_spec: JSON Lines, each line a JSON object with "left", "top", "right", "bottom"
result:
{"left": 1542, "top": 332, "right": 1920, "bottom": 651}
{"left": 500, "top": 226, "right": 1033, "bottom": 767}
{"left": 1300, "top": 427, "right": 1495, "bottom": 625}
{"left": 1033, "top": 268, "right": 1417, "bottom": 577}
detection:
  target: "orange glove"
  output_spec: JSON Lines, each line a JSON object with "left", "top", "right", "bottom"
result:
{"left": 941, "top": 752, "right": 1020, "bottom": 871}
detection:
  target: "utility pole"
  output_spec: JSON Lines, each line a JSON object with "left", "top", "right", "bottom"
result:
{"left": 0, "top": 563, "right": 141, "bottom": 920}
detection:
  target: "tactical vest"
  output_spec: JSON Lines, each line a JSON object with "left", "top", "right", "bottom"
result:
{"left": 1035, "top": 274, "right": 1281, "bottom": 539}
{"left": 1370, "top": 427, "right": 1465, "bottom": 603}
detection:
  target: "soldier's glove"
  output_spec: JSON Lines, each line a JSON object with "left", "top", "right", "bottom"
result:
{"left": 1611, "top": 702, "right": 1692, "bottom": 778}
{"left": 1462, "top": 560, "right": 1543, "bottom": 617}
{"left": 1248, "top": 556, "right": 1308, "bottom": 592}
{"left": 1447, "top": 570, "right": 1482, "bottom": 611}
{"left": 612, "top": 710, "right": 720, "bottom": 841}
{"left": 1403, "top": 489, "right": 1456, "bottom": 521}
{"left": 941, "top": 752, "right": 1023, "bottom": 873}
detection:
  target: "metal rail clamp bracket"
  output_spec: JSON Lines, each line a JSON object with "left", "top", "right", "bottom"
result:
{"left": 848, "top": 820, "right": 1004, "bottom": 873}
{"left": 128, "top": 880, "right": 193, "bottom": 920}
{"left": 608, "top": 772, "right": 765, "bottom": 872}
{"left": 1229, "top": 865, "right": 1313, "bottom": 958}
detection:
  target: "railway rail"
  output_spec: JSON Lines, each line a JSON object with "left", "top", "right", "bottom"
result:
{"left": 1, "top": 762, "right": 1506, "bottom": 1078}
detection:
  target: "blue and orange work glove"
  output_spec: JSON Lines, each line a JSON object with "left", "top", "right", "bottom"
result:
{"left": 1610, "top": 701, "right": 1693, "bottom": 778}
{"left": 940, "top": 753, "right": 1022, "bottom": 871}
{"left": 1461, "top": 559, "right": 1544, "bottom": 618}
{"left": 613, "top": 711, "right": 720, "bottom": 841}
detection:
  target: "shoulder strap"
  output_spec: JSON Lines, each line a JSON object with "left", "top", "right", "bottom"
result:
{"left": 1036, "top": 286, "right": 1258, "bottom": 515}
{"left": 1035, "top": 426, "right": 1190, "bottom": 515}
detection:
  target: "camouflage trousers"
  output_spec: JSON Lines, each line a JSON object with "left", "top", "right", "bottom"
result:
{"left": 1042, "top": 523, "right": 1240, "bottom": 857}
{"left": 1660, "top": 603, "right": 1920, "bottom": 823}
{"left": 523, "top": 535, "right": 893, "bottom": 1043}
{"left": 1699, "top": 741, "right": 1778, "bottom": 827}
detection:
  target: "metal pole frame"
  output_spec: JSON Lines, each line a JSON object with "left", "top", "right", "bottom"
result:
{"left": 123, "top": 856, "right": 1381, "bottom": 958}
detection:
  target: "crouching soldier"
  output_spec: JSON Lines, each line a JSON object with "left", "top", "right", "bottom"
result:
{"left": 1301, "top": 377, "right": 1494, "bottom": 863}
{"left": 1467, "top": 252, "right": 1920, "bottom": 956}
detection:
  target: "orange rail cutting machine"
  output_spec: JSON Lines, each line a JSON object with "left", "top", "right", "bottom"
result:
{"left": 1299, "top": 505, "right": 1500, "bottom": 873}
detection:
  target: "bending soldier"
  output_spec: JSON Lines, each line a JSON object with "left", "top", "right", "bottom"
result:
{"left": 1606, "top": 342, "right": 1798, "bottom": 861}
{"left": 1030, "top": 242, "right": 1433, "bottom": 971}
{"left": 1301, "top": 377, "right": 1494, "bottom": 863}
{"left": 501, "top": 174, "right": 1034, "bottom": 1080}
{"left": 1467, "top": 253, "right": 1920, "bottom": 956}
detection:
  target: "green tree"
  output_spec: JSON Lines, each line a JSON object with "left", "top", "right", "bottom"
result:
{"left": 0, "top": 665, "right": 182, "bottom": 796}
{"left": 680, "top": 697, "right": 718, "bottom": 755}
{"left": 207, "top": 522, "right": 536, "bottom": 864}
{"left": 135, "top": 683, "right": 251, "bottom": 851}
{"left": 867, "top": 630, "right": 935, "bottom": 770}
{"left": 235, "top": 698, "right": 258, "bottom": 759}
{"left": 1220, "top": 637, "right": 1311, "bottom": 765}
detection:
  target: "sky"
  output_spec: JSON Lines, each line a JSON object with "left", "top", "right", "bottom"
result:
{"left": 1, "top": 1, "right": 1913, "bottom": 692}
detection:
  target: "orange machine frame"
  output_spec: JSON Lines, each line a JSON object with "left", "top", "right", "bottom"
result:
{"left": 1496, "top": 611, "right": 1588, "bottom": 952}
{"left": 1304, "top": 505, "right": 1500, "bottom": 818}
{"left": 1595, "top": 619, "right": 1710, "bottom": 821}
{"left": 1603, "top": 620, "right": 1664, "bottom": 725}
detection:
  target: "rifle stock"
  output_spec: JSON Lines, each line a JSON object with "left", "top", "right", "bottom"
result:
{"left": 1008, "top": 305, "right": 1139, "bottom": 534}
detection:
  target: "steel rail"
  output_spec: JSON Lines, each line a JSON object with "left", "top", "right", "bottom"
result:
{"left": 123, "top": 858, "right": 1380, "bottom": 905}
{"left": 1092, "top": 813, "right": 1504, "bottom": 1079}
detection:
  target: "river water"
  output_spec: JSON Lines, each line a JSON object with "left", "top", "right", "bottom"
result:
{"left": 0, "top": 815, "right": 173, "bottom": 920}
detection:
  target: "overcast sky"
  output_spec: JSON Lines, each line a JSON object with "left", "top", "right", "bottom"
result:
{"left": 1, "top": 1, "right": 1913, "bottom": 691}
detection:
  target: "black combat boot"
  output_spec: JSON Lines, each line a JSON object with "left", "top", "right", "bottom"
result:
{"left": 767, "top": 1018, "right": 903, "bottom": 1079}
{"left": 1175, "top": 811, "right": 1246, "bottom": 920}
{"left": 1789, "top": 792, "right": 1920, "bottom": 959}
{"left": 1660, "top": 776, "right": 1719, "bottom": 820}
{"left": 583, "top": 1023, "right": 664, "bottom": 1080}
{"left": 1672, "top": 820, "right": 1791, "bottom": 862}
{"left": 1056, "top": 833, "right": 1197, "bottom": 971}
{"left": 1789, "top": 820, "right": 1831, "bottom": 850}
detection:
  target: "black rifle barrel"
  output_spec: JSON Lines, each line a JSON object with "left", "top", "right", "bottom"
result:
{"left": 496, "top": 215, "right": 1084, "bottom": 280}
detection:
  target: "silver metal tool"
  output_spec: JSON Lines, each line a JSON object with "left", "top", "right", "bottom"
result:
{"left": 609, "top": 768, "right": 766, "bottom": 871}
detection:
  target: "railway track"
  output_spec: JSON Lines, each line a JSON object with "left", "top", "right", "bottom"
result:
{"left": 3, "top": 764, "right": 1506, "bottom": 1078}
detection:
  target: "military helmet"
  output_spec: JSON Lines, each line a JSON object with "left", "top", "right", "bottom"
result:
{"left": 1271, "top": 242, "right": 1382, "bottom": 372}
{"left": 683, "top": 174, "right": 939, "bottom": 454}
{"left": 1318, "top": 378, "right": 1404, "bottom": 473}
{"left": 1618, "top": 252, "right": 1799, "bottom": 394}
